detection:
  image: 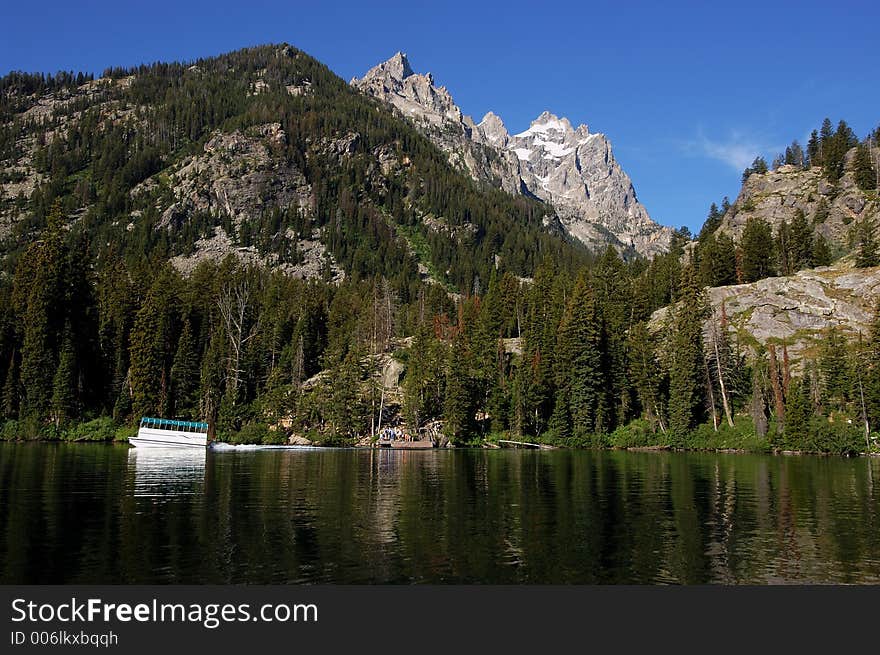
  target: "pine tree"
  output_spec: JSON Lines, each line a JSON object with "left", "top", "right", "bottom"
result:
{"left": 198, "top": 331, "right": 227, "bottom": 432}
{"left": 667, "top": 264, "right": 709, "bottom": 440}
{"left": 820, "top": 327, "right": 850, "bottom": 409}
{"left": 812, "top": 234, "right": 833, "bottom": 267}
{"left": 698, "top": 233, "right": 737, "bottom": 287}
{"left": 776, "top": 219, "right": 792, "bottom": 276}
{"left": 740, "top": 216, "right": 776, "bottom": 282}
{"left": 522, "top": 257, "right": 564, "bottom": 434}
{"left": 19, "top": 201, "right": 66, "bottom": 419}
{"left": 807, "top": 130, "right": 820, "bottom": 167}
{"left": 594, "top": 247, "right": 633, "bottom": 429}
{"left": 443, "top": 330, "right": 476, "bottom": 443}
{"left": 742, "top": 156, "right": 768, "bottom": 183}
{"left": 697, "top": 203, "right": 722, "bottom": 241}
{"left": 821, "top": 119, "right": 857, "bottom": 182}
{"left": 784, "top": 140, "right": 805, "bottom": 167}
{"left": 813, "top": 198, "right": 829, "bottom": 225}
{"left": 555, "top": 271, "right": 605, "bottom": 437}
{"left": 129, "top": 269, "right": 179, "bottom": 418}
{"left": 402, "top": 322, "right": 444, "bottom": 433}
{"left": 819, "top": 118, "right": 834, "bottom": 145}
{"left": 789, "top": 209, "right": 814, "bottom": 271}
{"left": 98, "top": 257, "right": 138, "bottom": 421}
{"left": 865, "top": 303, "right": 880, "bottom": 435}
{"left": 522, "top": 350, "right": 551, "bottom": 437}
{"left": 783, "top": 378, "right": 812, "bottom": 447}
{"left": 50, "top": 324, "right": 77, "bottom": 427}
{"left": 627, "top": 322, "right": 667, "bottom": 433}
{"left": 325, "top": 347, "right": 365, "bottom": 441}
{"left": 547, "top": 385, "right": 571, "bottom": 442}
{"left": 853, "top": 142, "right": 877, "bottom": 191}
{"left": 855, "top": 218, "right": 879, "bottom": 268}
{"left": 170, "top": 318, "right": 200, "bottom": 416}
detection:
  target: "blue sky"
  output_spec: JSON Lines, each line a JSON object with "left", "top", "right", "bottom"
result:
{"left": 3, "top": 0, "right": 878, "bottom": 233}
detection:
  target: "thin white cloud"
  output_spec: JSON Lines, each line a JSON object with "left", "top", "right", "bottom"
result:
{"left": 681, "top": 129, "right": 783, "bottom": 171}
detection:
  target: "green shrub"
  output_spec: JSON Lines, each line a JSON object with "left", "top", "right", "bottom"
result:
{"left": 608, "top": 419, "right": 656, "bottom": 448}
{"left": 63, "top": 416, "right": 116, "bottom": 442}
{"left": 229, "top": 422, "right": 284, "bottom": 445}
{"left": 807, "top": 419, "right": 864, "bottom": 456}
{"left": 688, "top": 416, "right": 769, "bottom": 452}
{"left": 0, "top": 420, "right": 20, "bottom": 441}
{"left": 0, "top": 417, "right": 59, "bottom": 441}
{"left": 114, "top": 424, "right": 138, "bottom": 442}
{"left": 262, "top": 427, "right": 289, "bottom": 445}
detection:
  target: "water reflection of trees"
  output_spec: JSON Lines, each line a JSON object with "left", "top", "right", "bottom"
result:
{"left": 2, "top": 444, "right": 880, "bottom": 583}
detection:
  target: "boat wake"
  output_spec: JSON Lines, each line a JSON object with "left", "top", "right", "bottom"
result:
{"left": 209, "top": 443, "right": 326, "bottom": 452}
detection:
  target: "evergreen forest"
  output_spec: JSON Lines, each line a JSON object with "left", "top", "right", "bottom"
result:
{"left": 1, "top": 45, "right": 879, "bottom": 454}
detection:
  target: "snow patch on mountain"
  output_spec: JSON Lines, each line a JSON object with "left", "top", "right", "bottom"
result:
{"left": 352, "top": 53, "right": 673, "bottom": 258}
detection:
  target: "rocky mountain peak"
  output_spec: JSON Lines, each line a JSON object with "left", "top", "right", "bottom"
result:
{"left": 516, "top": 111, "right": 576, "bottom": 138}
{"left": 352, "top": 53, "right": 461, "bottom": 126}
{"left": 369, "top": 51, "right": 414, "bottom": 82}
{"left": 352, "top": 53, "right": 673, "bottom": 258}
{"left": 477, "top": 111, "right": 509, "bottom": 148}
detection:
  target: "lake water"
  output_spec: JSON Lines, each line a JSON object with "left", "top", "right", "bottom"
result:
{"left": 1, "top": 443, "right": 879, "bottom": 584}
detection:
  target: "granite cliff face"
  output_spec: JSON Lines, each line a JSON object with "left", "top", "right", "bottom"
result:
{"left": 353, "top": 53, "right": 673, "bottom": 258}
{"left": 717, "top": 149, "right": 879, "bottom": 249}
{"left": 651, "top": 264, "right": 880, "bottom": 364}
{"left": 131, "top": 123, "right": 343, "bottom": 280}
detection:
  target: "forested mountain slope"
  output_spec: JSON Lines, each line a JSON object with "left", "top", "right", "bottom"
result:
{"left": 2, "top": 45, "right": 880, "bottom": 456}
{"left": 0, "top": 44, "right": 589, "bottom": 298}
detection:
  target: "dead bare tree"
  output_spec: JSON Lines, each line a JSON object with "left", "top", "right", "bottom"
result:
{"left": 782, "top": 341, "right": 791, "bottom": 397}
{"left": 218, "top": 275, "right": 259, "bottom": 405}
{"left": 704, "top": 353, "right": 719, "bottom": 431}
{"left": 708, "top": 305, "right": 735, "bottom": 428}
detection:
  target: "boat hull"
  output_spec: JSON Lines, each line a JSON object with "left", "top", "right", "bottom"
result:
{"left": 130, "top": 427, "right": 208, "bottom": 449}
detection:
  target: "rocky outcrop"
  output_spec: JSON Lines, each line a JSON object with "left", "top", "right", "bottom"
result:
{"left": 352, "top": 53, "right": 672, "bottom": 258}
{"left": 168, "top": 226, "right": 344, "bottom": 281}
{"left": 651, "top": 264, "right": 880, "bottom": 364}
{"left": 135, "top": 123, "right": 343, "bottom": 280}
{"left": 137, "top": 123, "right": 312, "bottom": 230}
{"left": 717, "top": 151, "right": 879, "bottom": 247}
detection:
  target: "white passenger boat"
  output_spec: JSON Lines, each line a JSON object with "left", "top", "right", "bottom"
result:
{"left": 129, "top": 417, "right": 210, "bottom": 449}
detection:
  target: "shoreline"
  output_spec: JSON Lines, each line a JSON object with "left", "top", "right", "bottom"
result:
{"left": 1, "top": 436, "right": 878, "bottom": 458}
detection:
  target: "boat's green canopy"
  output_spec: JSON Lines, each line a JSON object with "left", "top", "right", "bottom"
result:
{"left": 140, "top": 417, "right": 209, "bottom": 430}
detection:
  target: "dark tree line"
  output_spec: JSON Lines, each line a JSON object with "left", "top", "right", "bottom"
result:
{"left": 0, "top": 199, "right": 876, "bottom": 455}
